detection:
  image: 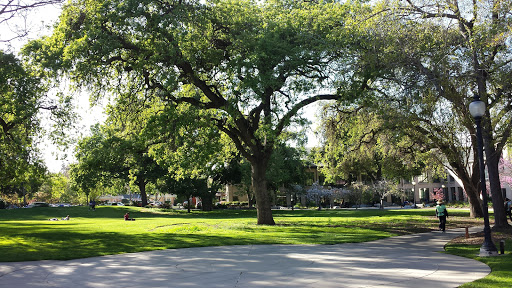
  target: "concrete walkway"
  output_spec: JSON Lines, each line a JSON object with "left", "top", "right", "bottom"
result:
{"left": 0, "top": 227, "right": 490, "bottom": 288}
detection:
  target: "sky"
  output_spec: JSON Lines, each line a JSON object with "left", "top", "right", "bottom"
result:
{"left": 1, "top": 2, "right": 322, "bottom": 173}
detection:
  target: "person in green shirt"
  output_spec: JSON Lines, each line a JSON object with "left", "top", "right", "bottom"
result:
{"left": 435, "top": 200, "right": 449, "bottom": 232}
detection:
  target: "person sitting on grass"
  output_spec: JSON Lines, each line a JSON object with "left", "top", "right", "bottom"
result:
{"left": 124, "top": 212, "right": 135, "bottom": 221}
{"left": 61, "top": 215, "right": 70, "bottom": 220}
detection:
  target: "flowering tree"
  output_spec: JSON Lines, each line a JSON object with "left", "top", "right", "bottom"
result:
{"left": 431, "top": 187, "right": 445, "bottom": 203}
{"left": 499, "top": 157, "right": 512, "bottom": 189}
{"left": 371, "top": 180, "right": 405, "bottom": 209}
{"left": 306, "top": 182, "right": 331, "bottom": 210}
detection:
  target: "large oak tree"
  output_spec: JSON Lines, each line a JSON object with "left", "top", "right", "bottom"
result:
{"left": 26, "top": 0, "right": 351, "bottom": 224}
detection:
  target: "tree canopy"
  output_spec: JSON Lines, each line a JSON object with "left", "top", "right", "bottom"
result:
{"left": 25, "top": 0, "right": 354, "bottom": 224}
{"left": 0, "top": 50, "right": 51, "bottom": 195}
{"left": 325, "top": 0, "right": 512, "bottom": 223}
{"left": 316, "top": 104, "right": 432, "bottom": 185}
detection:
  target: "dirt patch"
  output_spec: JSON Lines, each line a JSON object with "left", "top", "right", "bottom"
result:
{"left": 449, "top": 226, "right": 512, "bottom": 245}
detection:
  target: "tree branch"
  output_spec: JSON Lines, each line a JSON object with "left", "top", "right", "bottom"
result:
{"left": 275, "top": 94, "right": 340, "bottom": 137}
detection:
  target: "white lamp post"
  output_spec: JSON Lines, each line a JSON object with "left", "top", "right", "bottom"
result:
{"left": 469, "top": 95, "right": 498, "bottom": 256}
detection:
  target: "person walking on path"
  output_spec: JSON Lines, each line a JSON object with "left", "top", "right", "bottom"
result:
{"left": 505, "top": 198, "right": 512, "bottom": 222}
{"left": 436, "top": 200, "right": 448, "bottom": 232}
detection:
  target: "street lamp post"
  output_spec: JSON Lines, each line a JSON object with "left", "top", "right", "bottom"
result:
{"left": 412, "top": 181, "right": 416, "bottom": 204}
{"left": 469, "top": 95, "right": 498, "bottom": 257}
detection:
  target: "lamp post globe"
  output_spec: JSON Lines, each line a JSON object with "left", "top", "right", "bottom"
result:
{"left": 469, "top": 95, "right": 498, "bottom": 256}
{"left": 469, "top": 99, "right": 486, "bottom": 118}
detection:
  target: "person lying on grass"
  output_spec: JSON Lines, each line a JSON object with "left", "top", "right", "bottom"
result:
{"left": 49, "top": 215, "right": 70, "bottom": 221}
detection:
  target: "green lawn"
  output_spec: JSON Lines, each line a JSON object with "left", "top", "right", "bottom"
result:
{"left": 1, "top": 206, "right": 510, "bottom": 287}
{"left": 444, "top": 238, "right": 512, "bottom": 288}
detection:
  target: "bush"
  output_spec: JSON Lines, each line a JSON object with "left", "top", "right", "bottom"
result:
{"left": 214, "top": 201, "right": 253, "bottom": 209}
{"left": 448, "top": 201, "right": 470, "bottom": 208}
{"left": 215, "top": 202, "right": 227, "bottom": 209}
{"left": 161, "top": 202, "right": 172, "bottom": 209}
{"left": 0, "top": 200, "right": 5, "bottom": 209}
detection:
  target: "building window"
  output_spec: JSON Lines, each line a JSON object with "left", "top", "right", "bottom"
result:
{"left": 306, "top": 172, "right": 315, "bottom": 186}
{"left": 319, "top": 175, "right": 325, "bottom": 186}
{"left": 418, "top": 173, "right": 428, "bottom": 183}
{"left": 458, "top": 187, "right": 464, "bottom": 201}
{"left": 420, "top": 188, "right": 429, "bottom": 202}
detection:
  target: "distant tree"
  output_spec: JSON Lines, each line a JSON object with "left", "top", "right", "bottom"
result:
{"left": 343, "top": 183, "right": 373, "bottom": 209}
{"left": 266, "top": 143, "right": 308, "bottom": 203}
{"left": 70, "top": 121, "right": 169, "bottom": 206}
{"left": 306, "top": 182, "right": 331, "bottom": 210}
{"left": 371, "top": 180, "right": 405, "bottom": 209}
{"left": 431, "top": 187, "right": 445, "bottom": 203}
{"left": 498, "top": 157, "right": 512, "bottom": 189}
{"left": 0, "top": 161, "right": 46, "bottom": 205}
{"left": 317, "top": 105, "right": 430, "bottom": 185}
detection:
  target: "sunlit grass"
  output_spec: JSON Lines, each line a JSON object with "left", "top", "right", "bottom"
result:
{"left": 3, "top": 206, "right": 512, "bottom": 286}
{"left": 0, "top": 206, "right": 478, "bottom": 262}
{"left": 444, "top": 243, "right": 512, "bottom": 288}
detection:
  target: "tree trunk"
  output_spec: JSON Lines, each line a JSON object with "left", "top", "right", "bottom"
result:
{"left": 471, "top": 22, "right": 508, "bottom": 226}
{"left": 483, "top": 143, "right": 509, "bottom": 228}
{"left": 465, "top": 184, "right": 484, "bottom": 218}
{"left": 251, "top": 158, "right": 275, "bottom": 225}
{"left": 247, "top": 193, "right": 255, "bottom": 208}
{"left": 138, "top": 179, "right": 148, "bottom": 206}
{"left": 202, "top": 192, "right": 213, "bottom": 211}
{"left": 452, "top": 160, "right": 484, "bottom": 218}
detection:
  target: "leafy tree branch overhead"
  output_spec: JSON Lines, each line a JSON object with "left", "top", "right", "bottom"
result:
{"left": 331, "top": 0, "right": 512, "bottom": 224}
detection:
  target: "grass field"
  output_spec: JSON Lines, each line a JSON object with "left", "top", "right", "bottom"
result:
{"left": 1, "top": 206, "right": 510, "bottom": 287}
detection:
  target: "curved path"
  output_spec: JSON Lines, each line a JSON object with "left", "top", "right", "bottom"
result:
{"left": 0, "top": 227, "right": 490, "bottom": 288}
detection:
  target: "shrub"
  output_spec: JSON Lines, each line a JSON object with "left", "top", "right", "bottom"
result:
{"left": 215, "top": 202, "right": 227, "bottom": 209}
{"left": 161, "top": 202, "right": 172, "bottom": 209}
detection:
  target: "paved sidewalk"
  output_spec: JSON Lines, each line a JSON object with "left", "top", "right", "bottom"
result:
{"left": 0, "top": 227, "right": 490, "bottom": 288}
